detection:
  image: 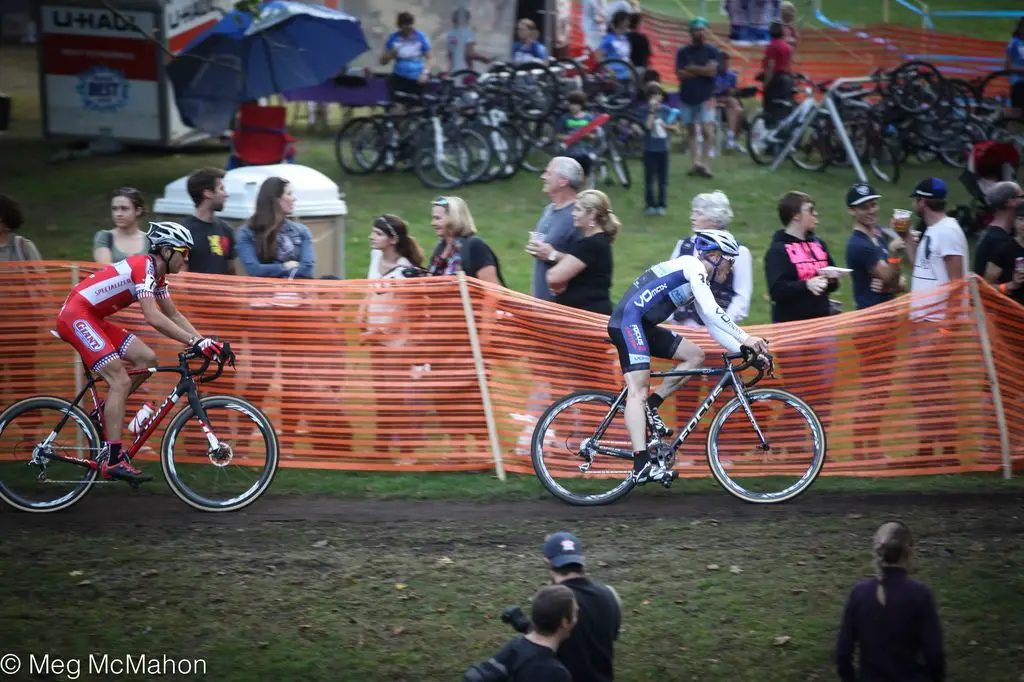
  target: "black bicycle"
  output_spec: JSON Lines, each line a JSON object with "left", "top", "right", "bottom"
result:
{"left": 531, "top": 347, "right": 826, "bottom": 506}
{"left": 0, "top": 342, "right": 279, "bottom": 514}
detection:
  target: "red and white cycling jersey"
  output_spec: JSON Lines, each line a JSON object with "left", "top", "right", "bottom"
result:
{"left": 63, "top": 255, "right": 170, "bottom": 317}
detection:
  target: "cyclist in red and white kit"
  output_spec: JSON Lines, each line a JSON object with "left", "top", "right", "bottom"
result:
{"left": 56, "top": 222, "right": 228, "bottom": 484}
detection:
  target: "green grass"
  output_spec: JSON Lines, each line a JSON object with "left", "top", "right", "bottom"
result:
{"left": 2, "top": 492, "right": 1023, "bottom": 681}
{"left": 641, "top": 0, "right": 1018, "bottom": 43}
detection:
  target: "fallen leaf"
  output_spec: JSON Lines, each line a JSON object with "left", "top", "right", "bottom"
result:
{"left": 791, "top": 588, "right": 808, "bottom": 595}
{"left": 298, "top": 624, "right": 311, "bottom": 631}
{"left": 77, "top": 579, "right": 93, "bottom": 587}
{"left": 392, "top": 626, "right": 406, "bottom": 635}
{"left": 773, "top": 636, "right": 792, "bottom": 646}
{"left": 435, "top": 556, "right": 454, "bottom": 566}
{"left": 729, "top": 565, "right": 743, "bottom": 574}
{"left": 141, "top": 569, "right": 159, "bottom": 577}
{"left": 846, "top": 513, "right": 864, "bottom": 519}
{"left": 678, "top": 545, "right": 696, "bottom": 551}
{"left": 642, "top": 599, "right": 651, "bottom": 605}
{"left": 968, "top": 640, "right": 978, "bottom": 646}
{"left": 256, "top": 642, "right": 269, "bottom": 649}
{"left": 496, "top": 544, "right": 506, "bottom": 549}
{"left": 706, "top": 564, "right": 720, "bottom": 571}
{"left": 69, "top": 570, "right": 84, "bottom": 577}
{"left": 394, "top": 583, "right": 407, "bottom": 591}
{"left": 674, "top": 599, "right": 686, "bottom": 605}
{"left": 312, "top": 539, "right": 329, "bottom": 548}
{"left": 597, "top": 561, "right": 609, "bottom": 568}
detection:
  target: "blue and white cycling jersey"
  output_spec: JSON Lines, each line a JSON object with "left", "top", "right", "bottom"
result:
{"left": 615, "top": 255, "right": 748, "bottom": 352}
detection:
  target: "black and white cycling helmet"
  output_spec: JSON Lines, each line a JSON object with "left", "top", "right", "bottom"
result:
{"left": 147, "top": 221, "right": 194, "bottom": 251}
{"left": 693, "top": 229, "right": 741, "bottom": 257}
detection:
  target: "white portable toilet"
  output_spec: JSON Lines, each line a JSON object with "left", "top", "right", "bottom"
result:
{"left": 153, "top": 164, "right": 348, "bottom": 278}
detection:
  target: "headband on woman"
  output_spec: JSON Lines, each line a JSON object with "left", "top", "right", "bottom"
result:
{"left": 374, "top": 216, "right": 398, "bottom": 238}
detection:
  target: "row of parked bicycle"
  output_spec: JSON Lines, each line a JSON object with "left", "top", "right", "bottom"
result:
{"left": 332, "top": 56, "right": 1024, "bottom": 189}
{"left": 752, "top": 60, "right": 1024, "bottom": 184}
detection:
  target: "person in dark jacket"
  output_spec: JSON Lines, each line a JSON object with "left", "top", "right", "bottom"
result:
{"left": 764, "top": 190, "right": 841, "bottom": 322}
{"left": 835, "top": 521, "right": 946, "bottom": 682}
{"left": 503, "top": 532, "right": 622, "bottom": 682}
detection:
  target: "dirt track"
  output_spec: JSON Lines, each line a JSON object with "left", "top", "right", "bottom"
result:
{"left": 5, "top": 489, "right": 1022, "bottom": 534}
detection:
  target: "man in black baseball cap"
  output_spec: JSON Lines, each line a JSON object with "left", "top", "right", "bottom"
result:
{"left": 844, "top": 182, "right": 906, "bottom": 311}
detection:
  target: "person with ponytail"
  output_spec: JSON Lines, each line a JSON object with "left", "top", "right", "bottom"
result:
{"left": 546, "top": 189, "right": 617, "bottom": 314}
{"left": 362, "top": 214, "right": 426, "bottom": 457}
{"left": 834, "top": 521, "right": 946, "bottom": 682}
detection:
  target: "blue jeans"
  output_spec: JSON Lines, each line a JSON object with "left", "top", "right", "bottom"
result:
{"left": 644, "top": 149, "right": 669, "bottom": 209}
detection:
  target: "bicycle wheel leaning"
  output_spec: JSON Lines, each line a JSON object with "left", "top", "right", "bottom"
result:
{"left": 704, "top": 387, "right": 826, "bottom": 504}
{"left": 160, "top": 394, "right": 279, "bottom": 512}
{"left": 0, "top": 396, "right": 102, "bottom": 513}
{"left": 531, "top": 390, "right": 636, "bottom": 507}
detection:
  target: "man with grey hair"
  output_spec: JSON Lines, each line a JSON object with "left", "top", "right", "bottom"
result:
{"left": 974, "top": 180, "right": 1024, "bottom": 286}
{"left": 526, "top": 157, "right": 584, "bottom": 300}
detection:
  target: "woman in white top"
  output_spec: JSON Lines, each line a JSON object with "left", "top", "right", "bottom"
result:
{"left": 670, "top": 190, "right": 754, "bottom": 326}
{"left": 363, "top": 215, "right": 425, "bottom": 458}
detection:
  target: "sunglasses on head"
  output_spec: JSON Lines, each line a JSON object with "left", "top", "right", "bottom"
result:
{"left": 373, "top": 216, "right": 398, "bottom": 237}
{"left": 432, "top": 196, "right": 450, "bottom": 208}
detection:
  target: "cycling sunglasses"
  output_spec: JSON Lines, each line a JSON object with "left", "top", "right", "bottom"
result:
{"left": 172, "top": 246, "right": 191, "bottom": 258}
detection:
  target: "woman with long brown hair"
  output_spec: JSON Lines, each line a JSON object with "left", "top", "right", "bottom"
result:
{"left": 237, "top": 177, "right": 314, "bottom": 278}
{"left": 93, "top": 187, "right": 150, "bottom": 264}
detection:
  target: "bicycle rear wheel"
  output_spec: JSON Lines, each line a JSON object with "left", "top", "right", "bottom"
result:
{"left": 160, "top": 395, "right": 279, "bottom": 512}
{"left": 0, "top": 396, "right": 101, "bottom": 513}
{"left": 531, "top": 391, "right": 636, "bottom": 506}
{"left": 705, "top": 388, "right": 826, "bottom": 504}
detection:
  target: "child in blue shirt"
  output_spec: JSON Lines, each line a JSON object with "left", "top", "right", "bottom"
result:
{"left": 639, "top": 81, "right": 679, "bottom": 215}
{"left": 714, "top": 53, "right": 744, "bottom": 152}
{"left": 597, "top": 11, "right": 633, "bottom": 81}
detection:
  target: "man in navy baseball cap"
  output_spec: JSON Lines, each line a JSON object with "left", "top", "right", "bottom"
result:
{"left": 909, "top": 177, "right": 948, "bottom": 200}
{"left": 846, "top": 182, "right": 882, "bottom": 208}
{"left": 543, "top": 531, "right": 585, "bottom": 568}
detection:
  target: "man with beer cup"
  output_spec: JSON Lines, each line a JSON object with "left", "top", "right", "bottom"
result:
{"left": 844, "top": 182, "right": 908, "bottom": 311}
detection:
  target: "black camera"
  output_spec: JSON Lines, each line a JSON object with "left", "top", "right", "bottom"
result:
{"left": 501, "top": 605, "right": 531, "bottom": 634}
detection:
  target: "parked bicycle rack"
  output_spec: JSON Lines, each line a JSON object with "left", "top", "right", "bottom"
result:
{"left": 769, "top": 76, "right": 877, "bottom": 183}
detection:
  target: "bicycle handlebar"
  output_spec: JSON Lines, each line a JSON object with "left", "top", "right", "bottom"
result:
{"left": 723, "top": 345, "right": 775, "bottom": 388}
{"left": 177, "top": 339, "right": 236, "bottom": 384}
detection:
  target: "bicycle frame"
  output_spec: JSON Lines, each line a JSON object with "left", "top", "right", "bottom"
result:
{"left": 39, "top": 352, "right": 224, "bottom": 470}
{"left": 586, "top": 359, "right": 768, "bottom": 461}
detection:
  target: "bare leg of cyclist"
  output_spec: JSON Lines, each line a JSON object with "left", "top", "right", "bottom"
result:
{"left": 121, "top": 338, "right": 158, "bottom": 407}
{"left": 647, "top": 339, "right": 705, "bottom": 429}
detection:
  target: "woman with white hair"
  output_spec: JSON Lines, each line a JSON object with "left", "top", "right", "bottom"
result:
{"left": 670, "top": 190, "right": 753, "bottom": 326}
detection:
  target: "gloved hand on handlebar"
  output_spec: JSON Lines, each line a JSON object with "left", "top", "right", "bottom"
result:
{"left": 193, "top": 337, "right": 226, "bottom": 361}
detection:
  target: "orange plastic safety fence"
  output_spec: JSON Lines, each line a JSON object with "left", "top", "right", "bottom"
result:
{"left": 1, "top": 263, "right": 1021, "bottom": 479}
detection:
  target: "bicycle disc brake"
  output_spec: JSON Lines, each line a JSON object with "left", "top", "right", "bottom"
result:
{"left": 208, "top": 442, "right": 234, "bottom": 468}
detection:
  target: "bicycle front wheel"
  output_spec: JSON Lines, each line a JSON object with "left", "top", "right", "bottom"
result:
{"left": 531, "top": 391, "right": 636, "bottom": 506}
{"left": 160, "top": 395, "right": 279, "bottom": 512}
{"left": 0, "top": 396, "right": 101, "bottom": 513}
{"left": 705, "top": 388, "right": 826, "bottom": 504}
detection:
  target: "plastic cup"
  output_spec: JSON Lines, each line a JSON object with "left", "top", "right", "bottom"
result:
{"left": 892, "top": 209, "right": 912, "bottom": 235}
{"left": 528, "top": 231, "right": 545, "bottom": 243}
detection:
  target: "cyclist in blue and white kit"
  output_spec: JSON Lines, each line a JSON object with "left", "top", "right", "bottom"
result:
{"left": 607, "top": 229, "right": 769, "bottom": 484}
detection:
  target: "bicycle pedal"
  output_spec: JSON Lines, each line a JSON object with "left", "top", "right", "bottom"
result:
{"left": 661, "top": 471, "right": 679, "bottom": 488}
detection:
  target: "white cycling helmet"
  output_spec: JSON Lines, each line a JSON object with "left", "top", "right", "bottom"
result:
{"left": 147, "top": 221, "right": 194, "bottom": 251}
{"left": 693, "top": 229, "right": 741, "bottom": 257}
